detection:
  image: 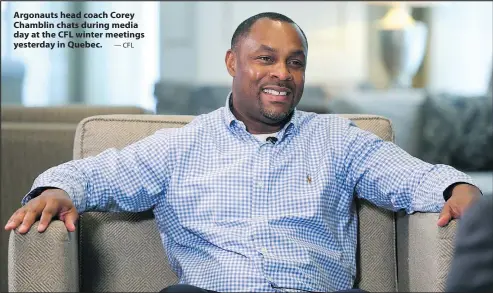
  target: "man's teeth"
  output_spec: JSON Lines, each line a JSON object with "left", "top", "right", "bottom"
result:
{"left": 263, "top": 89, "right": 288, "bottom": 96}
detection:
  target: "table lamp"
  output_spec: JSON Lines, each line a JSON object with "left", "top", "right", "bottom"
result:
{"left": 370, "top": 1, "right": 442, "bottom": 88}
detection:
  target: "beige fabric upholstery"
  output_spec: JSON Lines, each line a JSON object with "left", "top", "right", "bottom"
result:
{"left": 8, "top": 221, "right": 78, "bottom": 292}
{"left": 1, "top": 105, "right": 150, "bottom": 124}
{"left": 8, "top": 114, "right": 457, "bottom": 292}
{"left": 1, "top": 106, "right": 149, "bottom": 293}
{"left": 2, "top": 123, "right": 76, "bottom": 293}
{"left": 396, "top": 212, "right": 457, "bottom": 292}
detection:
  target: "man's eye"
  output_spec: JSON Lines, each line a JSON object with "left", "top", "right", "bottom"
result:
{"left": 258, "top": 56, "right": 272, "bottom": 62}
{"left": 290, "top": 60, "right": 304, "bottom": 67}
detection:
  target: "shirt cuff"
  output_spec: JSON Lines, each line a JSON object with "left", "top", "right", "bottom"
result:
{"left": 21, "top": 186, "right": 59, "bottom": 205}
{"left": 413, "top": 170, "right": 476, "bottom": 213}
{"left": 22, "top": 182, "right": 85, "bottom": 213}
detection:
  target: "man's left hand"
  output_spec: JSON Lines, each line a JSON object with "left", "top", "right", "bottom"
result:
{"left": 437, "top": 183, "right": 482, "bottom": 227}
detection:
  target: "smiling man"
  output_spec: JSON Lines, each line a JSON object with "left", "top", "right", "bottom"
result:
{"left": 5, "top": 12, "right": 483, "bottom": 293}
{"left": 225, "top": 16, "right": 306, "bottom": 135}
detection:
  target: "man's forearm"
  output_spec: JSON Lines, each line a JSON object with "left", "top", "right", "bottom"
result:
{"left": 23, "top": 140, "right": 169, "bottom": 213}
{"left": 344, "top": 121, "right": 477, "bottom": 213}
{"left": 23, "top": 161, "right": 95, "bottom": 213}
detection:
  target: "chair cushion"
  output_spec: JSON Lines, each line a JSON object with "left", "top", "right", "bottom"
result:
{"left": 74, "top": 114, "right": 397, "bottom": 292}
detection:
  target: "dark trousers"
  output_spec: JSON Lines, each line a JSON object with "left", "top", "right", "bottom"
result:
{"left": 160, "top": 284, "right": 368, "bottom": 292}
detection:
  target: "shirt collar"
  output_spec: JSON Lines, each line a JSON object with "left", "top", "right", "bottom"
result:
{"left": 223, "top": 92, "right": 301, "bottom": 136}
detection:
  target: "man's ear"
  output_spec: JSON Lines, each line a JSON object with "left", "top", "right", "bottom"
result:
{"left": 225, "top": 49, "right": 236, "bottom": 77}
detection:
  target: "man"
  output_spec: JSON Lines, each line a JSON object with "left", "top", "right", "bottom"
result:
{"left": 446, "top": 195, "right": 493, "bottom": 292}
{"left": 5, "top": 12, "right": 482, "bottom": 293}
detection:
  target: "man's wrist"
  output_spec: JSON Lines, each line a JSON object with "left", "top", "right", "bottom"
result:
{"left": 443, "top": 182, "right": 483, "bottom": 201}
{"left": 22, "top": 186, "right": 62, "bottom": 205}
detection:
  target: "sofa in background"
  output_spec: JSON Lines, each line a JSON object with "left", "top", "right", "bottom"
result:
{"left": 0, "top": 105, "right": 150, "bottom": 293}
{"left": 419, "top": 93, "right": 493, "bottom": 173}
{"left": 8, "top": 113, "right": 458, "bottom": 292}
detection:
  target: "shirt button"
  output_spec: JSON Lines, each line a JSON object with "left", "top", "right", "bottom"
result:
{"left": 261, "top": 248, "right": 268, "bottom": 255}
{"left": 255, "top": 216, "right": 268, "bottom": 222}
{"left": 256, "top": 181, "right": 264, "bottom": 188}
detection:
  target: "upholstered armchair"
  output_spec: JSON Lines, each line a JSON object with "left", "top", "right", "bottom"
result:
{"left": 8, "top": 114, "right": 457, "bottom": 292}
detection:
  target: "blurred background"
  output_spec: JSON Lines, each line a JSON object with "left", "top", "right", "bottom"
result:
{"left": 0, "top": 1, "right": 492, "bottom": 291}
{"left": 2, "top": 1, "right": 491, "bottom": 109}
{"left": 3, "top": 0, "right": 491, "bottom": 179}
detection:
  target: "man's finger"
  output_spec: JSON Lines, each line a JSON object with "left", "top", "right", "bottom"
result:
{"left": 18, "top": 208, "right": 41, "bottom": 234}
{"left": 38, "top": 201, "right": 58, "bottom": 232}
{"left": 4, "top": 209, "right": 26, "bottom": 231}
{"left": 63, "top": 210, "right": 78, "bottom": 232}
{"left": 438, "top": 209, "right": 452, "bottom": 227}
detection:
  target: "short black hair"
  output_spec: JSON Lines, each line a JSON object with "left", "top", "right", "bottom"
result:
{"left": 230, "top": 12, "right": 308, "bottom": 50}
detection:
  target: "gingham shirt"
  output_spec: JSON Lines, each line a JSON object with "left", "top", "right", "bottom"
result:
{"left": 25, "top": 95, "right": 474, "bottom": 292}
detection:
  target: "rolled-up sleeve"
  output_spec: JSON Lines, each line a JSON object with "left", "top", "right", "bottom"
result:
{"left": 342, "top": 121, "right": 475, "bottom": 214}
{"left": 22, "top": 128, "right": 173, "bottom": 214}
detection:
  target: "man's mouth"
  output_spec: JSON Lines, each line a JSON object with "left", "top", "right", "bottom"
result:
{"left": 261, "top": 86, "right": 292, "bottom": 98}
{"left": 263, "top": 88, "right": 289, "bottom": 96}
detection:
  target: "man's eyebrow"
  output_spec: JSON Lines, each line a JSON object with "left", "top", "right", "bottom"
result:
{"left": 291, "top": 49, "right": 305, "bottom": 57}
{"left": 255, "top": 44, "right": 306, "bottom": 58}
{"left": 256, "top": 44, "right": 277, "bottom": 53}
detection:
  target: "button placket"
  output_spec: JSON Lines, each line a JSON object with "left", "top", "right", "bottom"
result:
{"left": 252, "top": 144, "right": 272, "bottom": 259}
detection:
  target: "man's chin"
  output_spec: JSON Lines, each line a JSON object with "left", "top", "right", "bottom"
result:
{"left": 260, "top": 108, "right": 292, "bottom": 123}
{"left": 258, "top": 97, "right": 295, "bottom": 122}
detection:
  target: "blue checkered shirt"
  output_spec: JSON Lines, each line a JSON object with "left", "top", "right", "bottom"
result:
{"left": 25, "top": 96, "right": 474, "bottom": 292}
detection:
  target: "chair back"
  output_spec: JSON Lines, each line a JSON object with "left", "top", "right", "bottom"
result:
{"left": 73, "top": 114, "right": 397, "bottom": 292}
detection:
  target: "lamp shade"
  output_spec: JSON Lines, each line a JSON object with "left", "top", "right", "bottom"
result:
{"left": 369, "top": 1, "right": 434, "bottom": 88}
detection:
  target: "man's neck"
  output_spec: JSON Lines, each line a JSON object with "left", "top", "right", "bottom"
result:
{"left": 229, "top": 95, "right": 290, "bottom": 134}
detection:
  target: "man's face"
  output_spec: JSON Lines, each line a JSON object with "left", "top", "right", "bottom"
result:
{"left": 226, "top": 18, "right": 307, "bottom": 127}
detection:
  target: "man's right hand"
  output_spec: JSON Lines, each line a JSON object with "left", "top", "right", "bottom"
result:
{"left": 4, "top": 188, "right": 78, "bottom": 234}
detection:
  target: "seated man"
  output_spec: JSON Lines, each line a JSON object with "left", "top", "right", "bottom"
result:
{"left": 5, "top": 12, "right": 483, "bottom": 293}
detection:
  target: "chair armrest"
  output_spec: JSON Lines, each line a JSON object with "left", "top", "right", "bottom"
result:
{"left": 396, "top": 212, "right": 457, "bottom": 292}
{"left": 8, "top": 220, "right": 78, "bottom": 292}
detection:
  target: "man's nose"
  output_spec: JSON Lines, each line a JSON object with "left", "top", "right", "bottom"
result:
{"left": 270, "top": 63, "right": 293, "bottom": 81}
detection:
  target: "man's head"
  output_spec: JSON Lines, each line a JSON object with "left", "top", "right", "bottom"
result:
{"left": 225, "top": 12, "right": 308, "bottom": 133}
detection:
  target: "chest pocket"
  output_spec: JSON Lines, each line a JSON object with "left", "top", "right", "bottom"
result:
{"left": 268, "top": 167, "right": 325, "bottom": 219}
